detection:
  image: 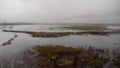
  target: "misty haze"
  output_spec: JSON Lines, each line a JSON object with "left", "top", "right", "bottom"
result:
{"left": 0, "top": 0, "right": 120, "bottom": 68}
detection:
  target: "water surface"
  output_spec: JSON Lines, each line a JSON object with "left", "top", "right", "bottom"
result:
{"left": 0, "top": 25, "right": 120, "bottom": 59}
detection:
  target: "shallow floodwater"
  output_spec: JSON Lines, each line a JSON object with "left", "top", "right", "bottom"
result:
{"left": 107, "top": 26, "right": 120, "bottom": 30}
{"left": 0, "top": 25, "right": 120, "bottom": 59}
{"left": 0, "top": 30, "right": 15, "bottom": 46}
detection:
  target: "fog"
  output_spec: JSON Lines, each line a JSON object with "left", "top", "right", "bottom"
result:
{"left": 0, "top": 0, "right": 120, "bottom": 23}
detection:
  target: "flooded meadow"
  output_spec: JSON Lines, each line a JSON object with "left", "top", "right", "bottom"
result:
{"left": 0, "top": 24, "right": 120, "bottom": 68}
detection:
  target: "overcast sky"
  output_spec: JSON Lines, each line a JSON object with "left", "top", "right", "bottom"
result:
{"left": 0, "top": 0, "right": 120, "bottom": 23}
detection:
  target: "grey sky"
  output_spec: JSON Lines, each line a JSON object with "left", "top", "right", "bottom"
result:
{"left": 0, "top": 0, "right": 120, "bottom": 23}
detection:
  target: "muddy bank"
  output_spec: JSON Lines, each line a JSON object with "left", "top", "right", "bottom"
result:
{"left": 2, "top": 30, "right": 120, "bottom": 37}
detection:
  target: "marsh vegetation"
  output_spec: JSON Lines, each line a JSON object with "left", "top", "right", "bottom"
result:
{"left": 60, "top": 25, "right": 107, "bottom": 30}
{"left": 0, "top": 45, "right": 120, "bottom": 68}
{"left": 32, "top": 45, "right": 120, "bottom": 68}
{"left": 2, "top": 29, "right": 120, "bottom": 37}
{"left": 0, "top": 24, "right": 120, "bottom": 68}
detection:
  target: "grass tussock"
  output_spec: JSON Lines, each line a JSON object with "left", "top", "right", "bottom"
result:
{"left": 34, "top": 46, "right": 77, "bottom": 58}
{"left": 30, "top": 46, "right": 120, "bottom": 68}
